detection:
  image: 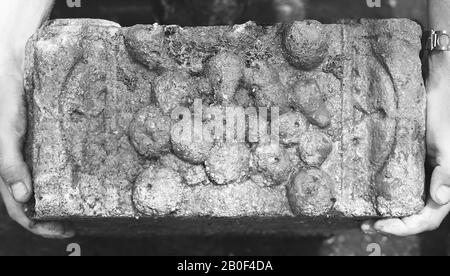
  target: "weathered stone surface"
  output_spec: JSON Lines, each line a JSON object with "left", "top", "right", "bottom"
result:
{"left": 25, "top": 18, "right": 425, "bottom": 223}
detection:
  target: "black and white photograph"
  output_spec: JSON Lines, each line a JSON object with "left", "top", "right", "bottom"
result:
{"left": 0, "top": 0, "right": 449, "bottom": 259}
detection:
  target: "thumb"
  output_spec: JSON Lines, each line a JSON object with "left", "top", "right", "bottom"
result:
{"left": 0, "top": 135, "right": 32, "bottom": 203}
{"left": 0, "top": 72, "right": 31, "bottom": 203}
{"left": 430, "top": 165, "right": 450, "bottom": 206}
{"left": 0, "top": 160, "right": 32, "bottom": 203}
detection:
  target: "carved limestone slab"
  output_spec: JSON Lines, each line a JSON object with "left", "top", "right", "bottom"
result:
{"left": 25, "top": 19, "right": 426, "bottom": 221}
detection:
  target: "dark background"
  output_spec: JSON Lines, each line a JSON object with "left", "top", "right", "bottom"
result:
{"left": 51, "top": 0, "right": 427, "bottom": 27}
{"left": 2, "top": 0, "right": 446, "bottom": 256}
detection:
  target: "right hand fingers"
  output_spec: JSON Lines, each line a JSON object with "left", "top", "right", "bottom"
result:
{"left": 0, "top": 178, "right": 75, "bottom": 239}
{"left": 362, "top": 199, "right": 450, "bottom": 237}
{"left": 0, "top": 73, "right": 32, "bottom": 203}
{"left": 430, "top": 165, "right": 450, "bottom": 205}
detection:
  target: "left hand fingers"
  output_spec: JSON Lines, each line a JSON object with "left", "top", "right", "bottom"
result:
{"left": 0, "top": 178, "right": 75, "bottom": 239}
{"left": 362, "top": 199, "right": 450, "bottom": 237}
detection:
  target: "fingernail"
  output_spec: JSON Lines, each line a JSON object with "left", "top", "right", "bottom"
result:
{"left": 63, "top": 229, "right": 76, "bottom": 239}
{"left": 28, "top": 220, "right": 37, "bottom": 229}
{"left": 62, "top": 223, "right": 76, "bottom": 239}
{"left": 436, "top": 186, "right": 450, "bottom": 205}
{"left": 374, "top": 221, "right": 388, "bottom": 234}
{"left": 11, "top": 182, "right": 29, "bottom": 202}
{"left": 361, "top": 221, "right": 377, "bottom": 235}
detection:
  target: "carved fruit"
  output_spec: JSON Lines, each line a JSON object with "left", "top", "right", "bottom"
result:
{"left": 252, "top": 140, "right": 296, "bottom": 186}
{"left": 298, "top": 129, "right": 333, "bottom": 167}
{"left": 287, "top": 169, "right": 335, "bottom": 216}
{"left": 283, "top": 20, "right": 329, "bottom": 71}
{"left": 205, "top": 143, "right": 251, "bottom": 185}
{"left": 207, "top": 52, "right": 245, "bottom": 104}
{"left": 154, "top": 71, "right": 195, "bottom": 115}
{"left": 129, "top": 106, "right": 172, "bottom": 159}
{"left": 278, "top": 112, "right": 309, "bottom": 145}
{"left": 290, "top": 79, "right": 331, "bottom": 128}
{"left": 123, "top": 24, "right": 164, "bottom": 70}
{"left": 133, "top": 166, "right": 184, "bottom": 216}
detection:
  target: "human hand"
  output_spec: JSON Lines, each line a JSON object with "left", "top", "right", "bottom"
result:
{"left": 362, "top": 52, "right": 450, "bottom": 236}
{"left": 0, "top": 48, "right": 74, "bottom": 239}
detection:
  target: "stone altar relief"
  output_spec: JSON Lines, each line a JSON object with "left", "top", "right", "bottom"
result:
{"left": 24, "top": 18, "right": 425, "bottom": 221}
